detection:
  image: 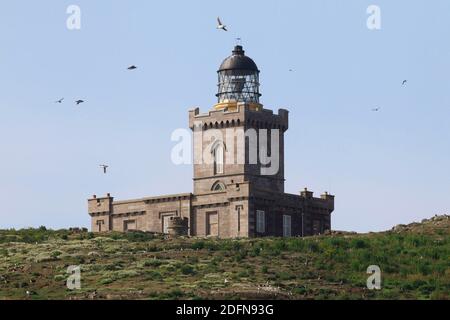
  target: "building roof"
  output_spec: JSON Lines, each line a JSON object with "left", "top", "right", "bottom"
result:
{"left": 218, "top": 45, "right": 259, "bottom": 72}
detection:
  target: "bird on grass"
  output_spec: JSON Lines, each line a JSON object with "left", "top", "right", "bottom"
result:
{"left": 217, "top": 17, "right": 227, "bottom": 31}
{"left": 99, "top": 164, "right": 109, "bottom": 174}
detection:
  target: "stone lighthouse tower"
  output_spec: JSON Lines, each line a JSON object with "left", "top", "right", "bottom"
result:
{"left": 188, "top": 45, "right": 333, "bottom": 237}
{"left": 89, "top": 45, "right": 334, "bottom": 238}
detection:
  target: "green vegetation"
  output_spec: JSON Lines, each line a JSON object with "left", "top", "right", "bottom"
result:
{"left": 0, "top": 216, "right": 448, "bottom": 300}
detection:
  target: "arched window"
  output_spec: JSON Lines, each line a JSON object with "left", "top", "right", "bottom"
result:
{"left": 211, "top": 181, "right": 226, "bottom": 192}
{"left": 211, "top": 140, "right": 225, "bottom": 175}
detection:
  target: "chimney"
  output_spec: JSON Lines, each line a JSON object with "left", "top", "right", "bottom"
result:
{"left": 321, "top": 192, "right": 335, "bottom": 201}
{"left": 300, "top": 188, "right": 313, "bottom": 199}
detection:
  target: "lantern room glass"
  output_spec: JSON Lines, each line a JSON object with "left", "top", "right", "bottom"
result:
{"left": 217, "top": 70, "right": 260, "bottom": 104}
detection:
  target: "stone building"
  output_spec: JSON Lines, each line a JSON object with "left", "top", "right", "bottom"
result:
{"left": 88, "top": 45, "right": 334, "bottom": 238}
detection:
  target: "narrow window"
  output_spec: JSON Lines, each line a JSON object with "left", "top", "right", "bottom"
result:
{"left": 96, "top": 220, "right": 104, "bottom": 232}
{"left": 213, "top": 143, "right": 224, "bottom": 174}
{"left": 256, "top": 210, "right": 265, "bottom": 234}
{"left": 283, "top": 215, "right": 292, "bottom": 237}
{"left": 236, "top": 205, "right": 243, "bottom": 234}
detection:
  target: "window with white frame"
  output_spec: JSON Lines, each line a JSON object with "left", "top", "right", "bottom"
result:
{"left": 256, "top": 210, "right": 265, "bottom": 233}
{"left": 283, "top": 215, "right": 292, "bottom": 237}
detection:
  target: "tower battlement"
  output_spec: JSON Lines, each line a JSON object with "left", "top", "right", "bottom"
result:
{"left": 189, "top": 104, "right": 288, "bottom": 131}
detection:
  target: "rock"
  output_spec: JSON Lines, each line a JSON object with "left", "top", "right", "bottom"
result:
{"left": 392, "top": 224, "right": 407, "bottom": 232}
{"left": 88, "top": 291, "right": 98, "bottom": 300}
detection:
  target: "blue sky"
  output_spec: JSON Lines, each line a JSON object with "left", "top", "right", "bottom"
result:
{"left": 0, "top": 0, "right": 449, "bottom": 232}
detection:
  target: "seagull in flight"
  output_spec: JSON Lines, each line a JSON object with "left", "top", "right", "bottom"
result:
{"left": 55, "top": 98, "right": 64, "bottom": 104}
{"left": 402, "top": 80, "right": 408, "bottom": 86}
{"left": 75, "top": 100, "right": 85, "bottom": 105}
{"left": 217, "top": 17, "right": 227, "bottom": 31}
{"left": 372, "top": 107, "right": 381, "bottom": 112}
{"left": 128, "top": 65, "right": 137, "bottom": 70}
{"left": 99, "top": 164, "right": 109, "bottom": 174}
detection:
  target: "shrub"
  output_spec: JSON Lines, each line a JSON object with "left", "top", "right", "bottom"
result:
{"left": 351, "top": 239, "right": 369, "bottom": 249}
{"left": 235, "top": 250, "right": 248, "bottom": 262}
{"left": 124, "top": 232, "right": 155, "bottom": 242}
{"left": 307, "top": 242, "right": 320, "bottom": 253}
{"left": 54, "top": 275, "right": 66, "bottom": 282}
{"left": 191, "top": 241, "right": 205, "bottom": 250}
{"left": 143, "top": 259, "right": 163, "bottom": 267}
{"left": 181, "top": 265, "right": 196, "bottom": 275}
{"left": 187, "top": 256, "right": 199, "bottom": 264}
{"left": 50, "top": 251, "right": 63, "bottom": 258}
{"left": 99, "top": 278, "right": 114, "bottom": 285}
{"left": 292, "top": 286, "right": 307, "bottom": 295}
{"left": 237, "top": 270, "right": 250, "bottom": 278}
{"left": 146, "top": 270, "right": 163, "bottom": 280}
{"left": 116, "top": 269, "right": 140, "bottom": 278}
{"left": 286, "top": 239, "right": 306, "bottom": 251}
{"left": 166, "top": 289, "right": 184, "bottom": 299}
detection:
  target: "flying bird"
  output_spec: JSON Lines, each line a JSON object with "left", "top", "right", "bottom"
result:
{"left": 128, "top": 65, "right": 137, "bottom": 70}
{"left": 55, "top": 98, "right": 64, "bottom": 104}
{"left": 75, "top": 100, "right": 85, "bottom": 105}
{"left": 216, "top": 17, "right": 227, "bottom": 31}
{"left": 402, "top": 80, "right": 408, "bottom": 86}
{"left": 372, "top": 107, "right": 381, "bottom": 112}
{"left": 99, "top": 164, "right": 109, "bottom": 174}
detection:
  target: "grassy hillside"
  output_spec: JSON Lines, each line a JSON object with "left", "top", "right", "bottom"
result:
{"left": 0, "top": 216, "right": 448, "bottom": 300}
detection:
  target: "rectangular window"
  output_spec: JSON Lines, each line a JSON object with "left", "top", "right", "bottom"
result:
{"left": 124, "top": 220, "right": 136, "bottom": 232}
{"left": 256, "top": 210, "right": 265, "bottom": 234}
{"left": 283, "top": 215, "right": 292, "bottom": 237}
{"left": 96, "top": 220, "right": 104, "bottom": 232}
{"left": 206, "top": 212, "right": 219, "bottom": 236}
